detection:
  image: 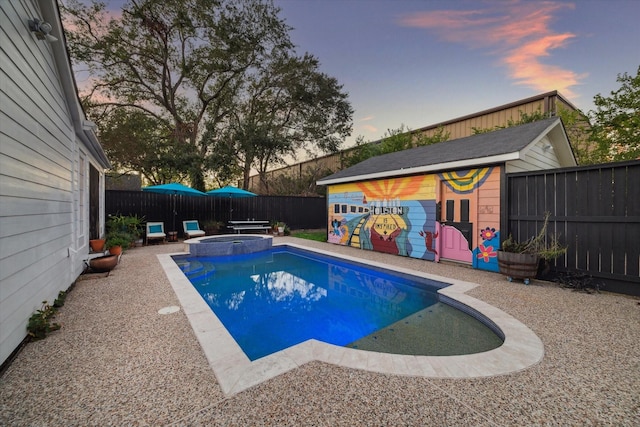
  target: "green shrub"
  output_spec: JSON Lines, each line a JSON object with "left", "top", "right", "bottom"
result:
{"left": 27, "top": 301, "right": 61, "bottom": 340}
{"left": 501, "top": 212, "right": 567, "bottom": 261}
{"left": 53, "top": 291, "right": 67, "bottom": 308}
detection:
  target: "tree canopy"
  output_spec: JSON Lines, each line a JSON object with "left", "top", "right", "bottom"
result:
{"left": 209, "top": 52, "right": 353, "bottom": 189}
{"left": 62, "top": 0, "right": 352, "bottom": 190}
{"left": 588, "top": 65, "right": 640, "bottom": 162}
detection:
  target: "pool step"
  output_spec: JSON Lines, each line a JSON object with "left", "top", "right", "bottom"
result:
{"left": 179, "top": 260, "right": 217, "bottom": 281}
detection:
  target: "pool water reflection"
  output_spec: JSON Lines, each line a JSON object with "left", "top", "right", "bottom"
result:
{"left": 173, "top": 246, "right": 502, "bottom": 360}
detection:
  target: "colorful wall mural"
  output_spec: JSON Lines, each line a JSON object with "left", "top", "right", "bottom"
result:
{"left": 326, "top": 167, "right": 502, "bottom": 272}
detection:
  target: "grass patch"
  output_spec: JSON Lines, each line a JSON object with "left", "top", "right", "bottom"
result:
{"left": 291, "top": 229, "right": 327, "bottom": 242}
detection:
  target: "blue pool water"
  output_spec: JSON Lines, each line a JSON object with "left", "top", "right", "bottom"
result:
{"left": 174, "top": 246, "right": 502, "bottom": 360}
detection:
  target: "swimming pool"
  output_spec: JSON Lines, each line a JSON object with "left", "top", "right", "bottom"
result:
{"left": 158, "top": 241, "right": 544, "bottom": 396}
{"left": 173, "top": 246, "right": 503, "bottom": 360}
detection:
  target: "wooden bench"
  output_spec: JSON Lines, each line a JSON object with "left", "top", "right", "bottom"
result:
{"left": 228, "top": 220, "right": 272, "bottom": 234}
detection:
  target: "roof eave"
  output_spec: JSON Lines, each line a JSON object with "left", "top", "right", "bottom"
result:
{"left": 42, "top": 0, "right": 111, "bottom": 169}
{"left": 317, "top": 152, "right": 521, "bottom": 185}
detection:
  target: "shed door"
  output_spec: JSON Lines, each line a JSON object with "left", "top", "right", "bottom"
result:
{"left": 439, "top": 183, "right": 474, "bottom": 263}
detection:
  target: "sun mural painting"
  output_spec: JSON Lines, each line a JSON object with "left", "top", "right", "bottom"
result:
{"left": 328, "top": 176, "right": 438, "bottom": 260}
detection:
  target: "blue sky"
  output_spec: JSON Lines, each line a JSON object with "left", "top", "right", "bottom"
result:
{"left": 273, "top": 0, "right": 639, "bottom": 146}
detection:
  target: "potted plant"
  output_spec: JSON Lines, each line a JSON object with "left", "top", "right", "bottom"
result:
{"left": 89, "top": 254, "right": 119, "bottom": 272}
{"left": 107, "top": 214, "right": 144, "bottom": 243}
{"left": 106, "top": 213, "right": 144, "bottom": 250}
{"left": 123, "top": 214, "right": 145, "bottom": 246}
{"left": 276, "top": 221, "right": 286, "bottom": 236}
{"left": 105, "top": 232, "right": 132, "bottom": 256}
{"left": 497, "top": 212, "right": 567, "bottom": 284}
{"left": 89, "top": 238, "right": 106, "bottom": 252}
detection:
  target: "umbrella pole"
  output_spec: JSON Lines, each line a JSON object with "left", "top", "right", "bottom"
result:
{"left": 173, "top": 193, "right": 177, "bottom": 233}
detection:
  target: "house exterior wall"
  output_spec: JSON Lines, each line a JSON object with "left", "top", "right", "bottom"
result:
{"left": 0, "top": 1, "right": 107, "bottom": 366}
{"left": 326, "top": 167, "right": 502, "bottom": 272}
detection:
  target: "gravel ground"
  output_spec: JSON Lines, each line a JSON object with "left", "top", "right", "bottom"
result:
{"left": 1, "top": 237, "right": 638, "bottom": 426}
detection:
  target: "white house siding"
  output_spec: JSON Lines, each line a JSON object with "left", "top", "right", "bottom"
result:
{"left": 506, "top": 136, "right": 562, "bottom": 173}
{"left": 0, "top": 1, "right": 108, "bottom": 366}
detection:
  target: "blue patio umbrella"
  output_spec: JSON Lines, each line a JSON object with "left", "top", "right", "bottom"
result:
{"left": 142, "top": 183, "right": 206, "bottom": 232}
{"left": 143, "top": 182, "right": 207, "bottom": 197}
{"left": 207, "top": 185, "right": 257, "bottom": 217}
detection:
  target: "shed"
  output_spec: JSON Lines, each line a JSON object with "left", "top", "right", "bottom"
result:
{"left": 0, "top": 0, "right": 110, "bottom": 365}
{"left": 316, "top": 117, "right": 576, "bottom": 271}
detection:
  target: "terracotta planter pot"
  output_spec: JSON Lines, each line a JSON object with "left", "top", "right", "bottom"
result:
{"left": 89, "top": 254, "right": 119, "bottom": 272}
{"left": 497, "top": 251, "right": 539, "bottom": 284}
{"left": 108, "top": 245, "right": 123, "bottom": 256}
{"left": 89, "top": 239, "right": 106, "bottom": 252}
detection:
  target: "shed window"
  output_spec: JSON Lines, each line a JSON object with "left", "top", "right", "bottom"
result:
{"left": 460, "top": 199, "right": 470, "bottom": 222}
{"left": 446, "top": 200, "right": 455, "bottom": 222}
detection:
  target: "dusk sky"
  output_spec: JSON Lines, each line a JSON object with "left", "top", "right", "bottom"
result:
{"left": 95, "top": 0, "right": 639, "bottom": 149}
{"left": 272, "top": 0, "right": 639, "bottom": 147}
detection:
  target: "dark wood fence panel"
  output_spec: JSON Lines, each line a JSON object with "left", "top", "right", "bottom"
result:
{"left": 506, "top": 160, "right": 640, "bottom": 296}
{"left": 106, "top": 191, "right": 326, "bottom": 235}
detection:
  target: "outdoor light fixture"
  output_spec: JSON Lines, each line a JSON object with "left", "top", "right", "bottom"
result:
{"left": 28, "top": 18, "right": 58, "bottom": 42}
{"left": 543, "top": 144, "right": 554, "bottom": 152}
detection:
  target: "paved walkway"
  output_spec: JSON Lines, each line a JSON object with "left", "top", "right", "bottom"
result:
{"left": 1, "top": 237, "right": 638, "bottom": 425}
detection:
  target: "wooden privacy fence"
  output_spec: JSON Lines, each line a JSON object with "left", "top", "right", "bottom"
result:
{"left": 505, "top": 160, "right": 640, "bottom": 296}
{"left": 106, "top": 191, "right": 326, "bottom": 235}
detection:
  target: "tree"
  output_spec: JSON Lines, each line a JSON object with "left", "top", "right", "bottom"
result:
{"left": 209, "top": 52, "right": 353, "bottom": 189}
{"left": 267, "top": 164, "right": 334, "bottom": 196}
{"left": 98, "top": 108, "right": 195, "bottom": 184}
{"left": 555, "top": 106, "right": 595, "bottom": 165}
{"left": 62, "top": 0, "right": 295, "bottom": 189}
{"left": 589, "top": 66, "right": 640, "bottom": 162}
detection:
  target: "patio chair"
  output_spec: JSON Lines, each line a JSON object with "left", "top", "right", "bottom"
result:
{"left": 145, "top": 222, "right": 166, "bottom": 245}
{"left": 183, "top": 220, "right": 205, "bottom": 239}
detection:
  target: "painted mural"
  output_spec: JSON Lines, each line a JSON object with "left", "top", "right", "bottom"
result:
{"left": 437, "top": 167, "right": 501, "bottom": 272}
{"left": 328, "top": 175, "right": 437, "bottom": 260}
{"left": 327, "top": 167, "right": 501, "bottom": 272}
{"left": 475, "top": 226, "right": 500, "bottom": 272}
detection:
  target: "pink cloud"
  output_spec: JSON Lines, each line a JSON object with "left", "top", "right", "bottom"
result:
{"left": 398, "top": 0, "right": 584, "bottom": 97}
{"left": 360, "top": 124, "right": 378, "bottom": 133}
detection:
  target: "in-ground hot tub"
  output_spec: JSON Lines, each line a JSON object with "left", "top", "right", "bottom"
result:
{"left": 184, "top": 234, "right": 272, "bottom": 256}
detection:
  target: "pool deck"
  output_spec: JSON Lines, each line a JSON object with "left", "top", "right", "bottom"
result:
{"left": 1, "top": 236, "right": 639, "bottom": 425}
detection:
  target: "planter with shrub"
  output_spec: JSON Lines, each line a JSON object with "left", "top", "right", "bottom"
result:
{"left": 498, "top": 212, "right": 567, "bottom": 285}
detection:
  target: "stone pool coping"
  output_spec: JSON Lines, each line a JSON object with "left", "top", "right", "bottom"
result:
{"left": 158, "top": 241, "right": 544, "bottom": 396}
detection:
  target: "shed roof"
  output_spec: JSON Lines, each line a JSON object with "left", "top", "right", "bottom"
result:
{"left": 318, "top": 117, "right": 570, "bottom": 185}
